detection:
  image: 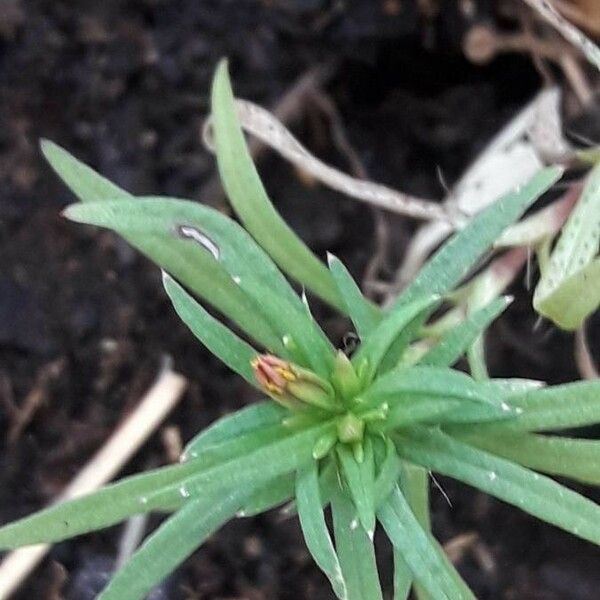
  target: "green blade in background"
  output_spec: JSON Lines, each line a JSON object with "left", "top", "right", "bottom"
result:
{"left": 420, "top": 297, "right": 510, "bottom": 368}
{"left": 374, "top": 438, "right": 402, "bottom": 509}
{"left": 452, "top": 380, "right": 600, "bottom": 433}
{"left": 534, "top": 257, "right": 600, "bottom": 330}
{"left": 397, "top": 427, "right": 600, "bottom": 546}
{"left": 41, "top": 139, "right": 133, "bottom": 204}
{"left": 331, "top": 487, "right": 384, "bottom": 600}
{"left": 378, "top": 486, "right": 475, "bottom": 600}
{"left": 399, "top": 461, "right": 431, "bottom": 600}
{"left": 337, "top": 439, "right": 376, "bottom": 537}
{"left": 296, "top": 460, "right": 347, "bottom": 599}
{"left": 352, "top": 296, "right": 437, "bottom": 380}
{"left": 393, "top": 549, "right": 413, "bottom": 600}
{"left": 211, "top": 60, "right": 345, "bottom": 312}
{"left": 454, "top": 431, "right": 600, "bottom": 486}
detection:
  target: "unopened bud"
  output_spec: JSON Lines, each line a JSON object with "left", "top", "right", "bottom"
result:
{"left": 331, "top": 350, "right": 361, "bottom": 401}
{"left": 251, "top": 354, "right": 338, "bottom": 411}
{"left": 336, "top": 412, "right": 365, "bottom": 444}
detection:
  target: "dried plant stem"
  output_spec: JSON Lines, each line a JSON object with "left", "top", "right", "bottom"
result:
{"left": 306, "top": 89, "right": 392, "bottom": 298}
{"left": 522, "top": 0, "right": 600, "bottom": 71}
{"left": 0, "top": 364, "right": 187, "bottom": 599}
{"left": 203, "top": 95, "right": 457, "bottom": 223}
{"left": 232, "top": 99, "right": 456, "bottom": 223}
{"left": 575, "top": 324, "right": 599, "bottom": 379}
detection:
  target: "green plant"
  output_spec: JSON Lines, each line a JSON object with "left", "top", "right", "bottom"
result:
{"left": 2, "top": 61, "right": 600, "bottom": 600}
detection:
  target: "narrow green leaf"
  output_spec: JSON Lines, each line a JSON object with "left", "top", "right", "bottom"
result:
{"left": 393, "top": 550, "right": 413, "bottom": 600}
{"left": 465, "top": 335, "right": 488, "bottom": 381}
{"left": 318, "top": 458, "right": 340, "bottom": 510}
{"left": 378, "top": 486, "right": 475, "bottom": 600}
{"left": 360, "top": 366, "right": 508, "bottom": 410}
{"left": 454, "top": 380, "right": 600, "bottom": 433}
{"left": 296, "top": 461, "right": 347, "bottom": 599}
{"left": 352, "top": 296, "right": 438, "bottom": 380}
{"left": 169, "top": 421, "right": 336, "bottom": 507}
{"left": 374, "top": 438, "right": 402, "bottom": 508}
{"left": 399, "top": 462, "right": 432, "bottom": 600}
{"left": 0, "top": 461, "right": 199, "bottom": 549}
{"left": 238, "top": 474, "right": 295, "bottom": 517}
{"left": 64, "top": 201, "right": 284, "bottom": 353}
{"left": 0, "top": 419, "right": 329, "bottom": 550}
{"left": 419, "top": 298, "right": 510, "bottom": 368}
{"left": 478, "top": 378, "right": 544, "bottom": 398}
{"left": 396, "top": 427, "right": 600, "bottom": 546}
{"left": 41, "top": 139, "right": 133, "bottom": 204}
{"left": 211, "top": 60, "right": 345, "bottom": 311}
{"left": 399, "top": 463, "right": 431, "bottom": 531}
{"left": 337, "top": 440, "right": 376, "bottom": 537}
{"left": 45, "top": 142, "right": 290, "bottom": 355}
{"left": 98, "top": 488, "right": 249, "bottom": 600}
{"left": 328, "top": 253, "right": 380, "bottom": 338}
{"left": 278, "top": 456, "right": 340, "bottom": 519}
{"left": 163, "top": 272, "right": 258, "bottom": 385}
{"left": 374, "top": 398, "right": 510, "bottom": 433}
{"left": 454, "top": 431, "right": 600, "bottom": 486}
{"left": 64, "top": 198, "right": 335, "bottom": 374}
{"left": 331, "top": 487, "right": 383, "bottom": 600}
{"left": 182, "top": 424, "right": 293, "bottom": 473}
{"left": 182, "top": 401, "right": 285, "bottom": 461}
{"left": 391, "top": 166, "right": 563, "bottom": 310}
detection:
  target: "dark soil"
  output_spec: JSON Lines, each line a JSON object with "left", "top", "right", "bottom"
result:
{"left": 1, "top": 1, "right": 599, "bottom": 599}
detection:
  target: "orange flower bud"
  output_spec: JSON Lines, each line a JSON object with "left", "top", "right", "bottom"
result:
{"left": 251, "top": 354, "right": 339, "bottom": 412}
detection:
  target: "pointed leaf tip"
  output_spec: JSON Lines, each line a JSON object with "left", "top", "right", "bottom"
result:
{"left": 161, "top": 269, "right": 172, "bottom": 286}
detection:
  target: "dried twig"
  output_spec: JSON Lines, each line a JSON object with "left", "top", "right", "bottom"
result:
{"left": 161, "top": 424, "right": 184, "bottom": 463}
{"left": 443, "top": 532, "right": 479, "bottom": 563}
{"left": 305, "top": 89, "right": 392, "bottom": 299}
{"left": 205, "top": 98, "right": 457, "bottom": 223}
{"left": 0, "top": 362, "right": 187, "bottom": 599}
{"left": 7, "top": 358, "right": 66, "bottom": 445}
{"left": 115, "top": 514, "right": 149, "bottom": 570}
{"left": 521, "top": 0, "right": 600, "bottom": 71}
{"left": 575, "top": 323, "right": 599, "bottom": 379}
